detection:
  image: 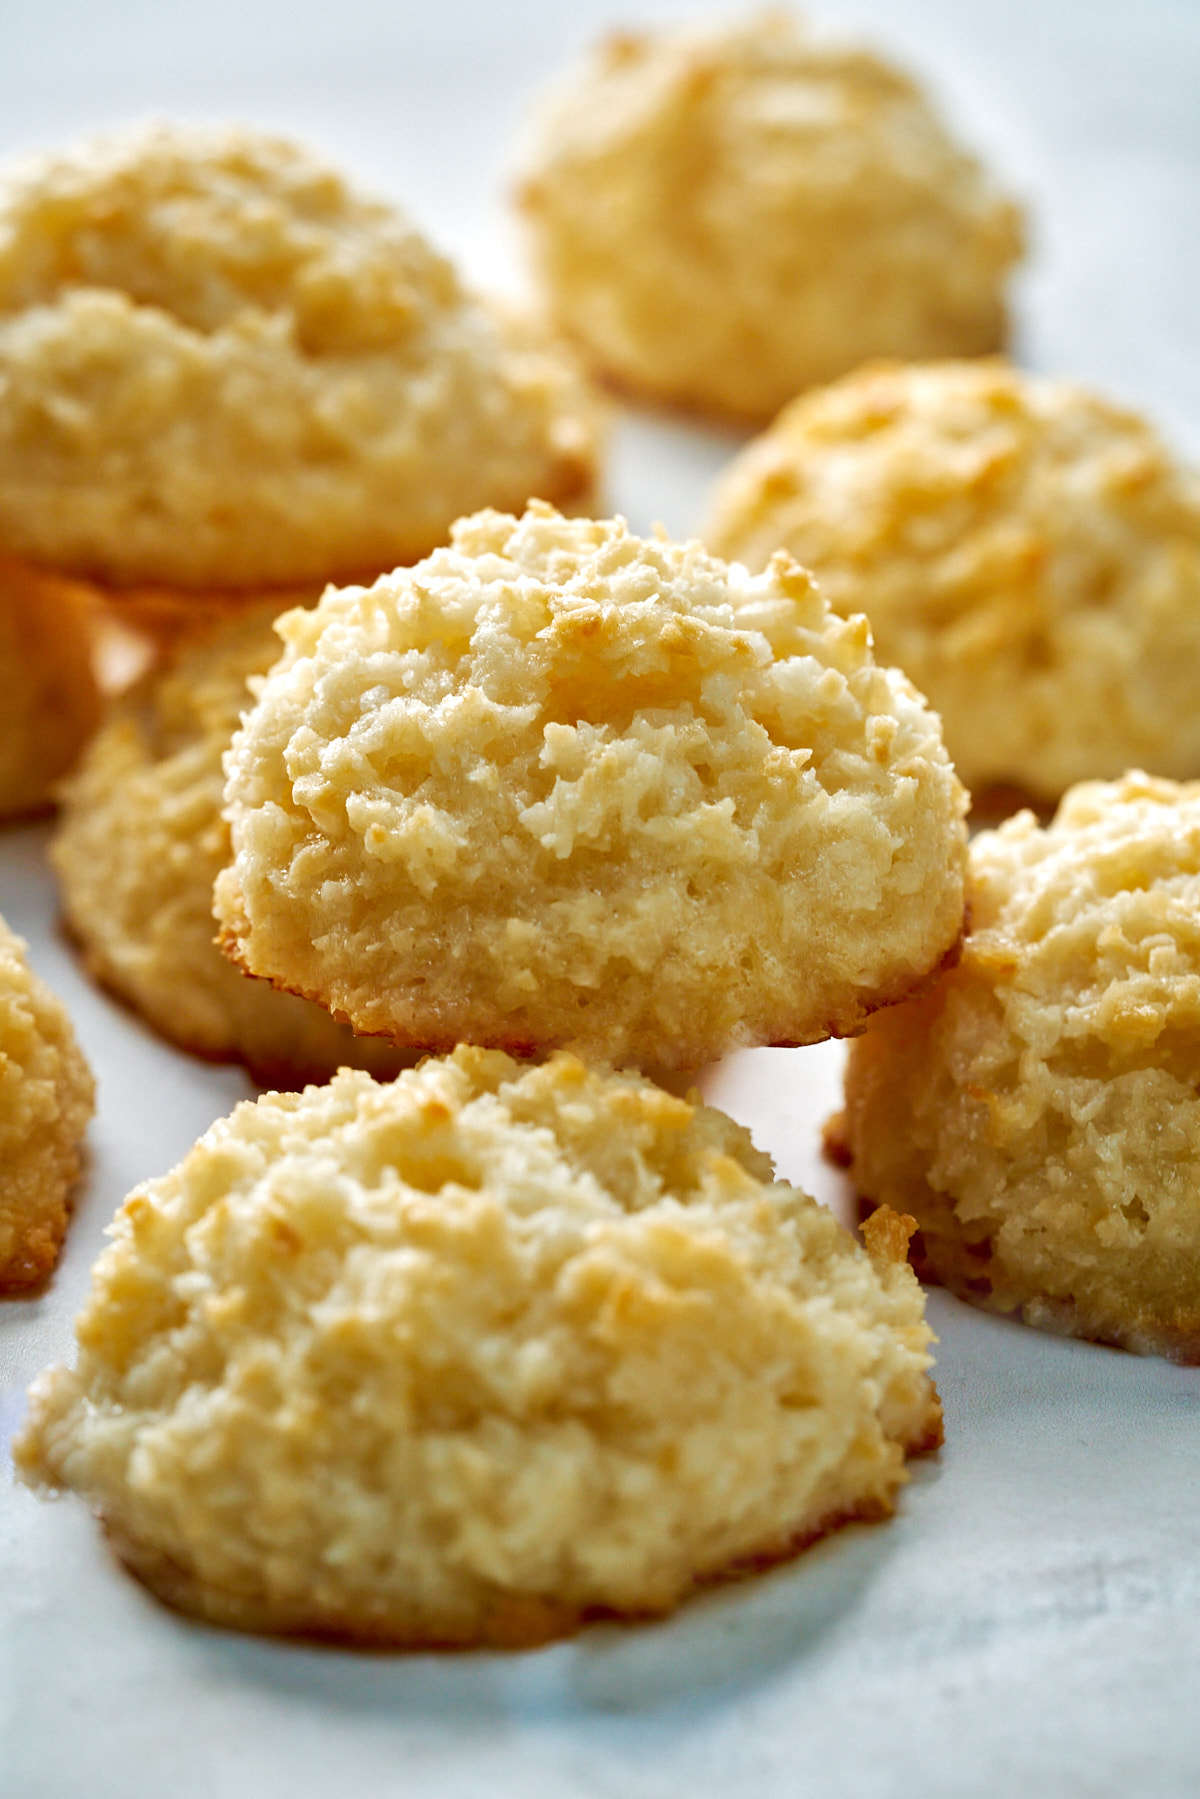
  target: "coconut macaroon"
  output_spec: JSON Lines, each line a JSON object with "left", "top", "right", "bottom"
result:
{"left": 53, "top": 608, "right": 406, "bottom": 1088}
{"left": 707, "top": 360, "right": 1200, "bottom": 806}
{"left": 831, "top": 773, "right": 1200, "bottom": 1361}
{"left": 216, "top": 504, "right": 968, "bottom": 1071}
{"left": 0, "top": 915, "right": 94, "bottom": 1289}
{"left": 0, "top": 122, "right": 598, "bottom": 636}
{"left": 0, "top": 560, "right": 102, "bottom": 818}
{"left": 16, "top": 1049, "right": 940, "bottom": 1645}
{"left": 516, "top": 13, "right": 1023, "bottom": 423}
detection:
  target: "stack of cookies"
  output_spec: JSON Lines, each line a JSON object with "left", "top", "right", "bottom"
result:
{"left": 6, "top": 9, "right": 1199, "bottom": 1653}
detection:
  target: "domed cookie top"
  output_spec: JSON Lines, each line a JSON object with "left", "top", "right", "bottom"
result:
{"left": 16, "top": 1049, "right": 940, "bottom": 1645}
{"left": 0, "top": 123, "right": 598, "bottom": 590}
{"left": 707, "top": 360, "right": 1200, "bottom": 805}
{"left": 833, "top": 772, "right": 1200, "bottom": 1359}
{"left": 0, "top": 913, "right": 94, "bottom": 1289}
{"left": 516, "top": 12, "right": 1022, "bottom": 422}
{"left": 217, "top": 504, "right": 968, "bottom": 1070}
{"left": 53, "top": 607, "right": 407, "bottom": 1087}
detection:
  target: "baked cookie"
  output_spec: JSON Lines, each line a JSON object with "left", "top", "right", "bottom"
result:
{"left": 216, "top": 504, "right": 968, "bottom": 1071}
{"left": 0, "top": 122, "right": 599, "bottom": 633}
{"left": 831, "top": 773, "right": 1200, "bottom": 1360}
{"left": 0, "top": 914, "right": 94, "bottom": 1289}
{"left": 53, "top": 608, "right": 406, "bottom": 1088}
{"left": 516, "top": 13, "right": 1022, "bottom": 422}
{"left": 707, "top": 360, "right": 1200, "bottom": 806}
{"left": 0, "top": 558, "right": 102, "bottom": 819}
{"left": 15, "top": 1049, "right": 940, "bottom": 1645}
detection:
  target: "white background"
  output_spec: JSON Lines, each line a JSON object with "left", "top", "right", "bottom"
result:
{"left": 1, "top": 2, "right": 1199, "bottom": 1794}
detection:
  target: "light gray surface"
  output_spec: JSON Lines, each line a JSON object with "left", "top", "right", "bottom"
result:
{"left": 2, "top": 2, "right": 1199, "bottom": 1794}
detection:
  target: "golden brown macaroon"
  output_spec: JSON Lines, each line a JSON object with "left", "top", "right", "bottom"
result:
{"left": 0, "top": 559, "right": 102, "bottom": 819}
{"left": 0, "top": 121, "right": 599, "bottom": 637}
{"left": 52, "top": 607, "right": 407, "bottom": 1088}
{"left": 216, "top": 503, "right": 968, "bottom": 1072}
{"left": 707, "top": 360, "right": 1200, "bottom": 807}
{"left": 0, "top": 914, "right": 94, "bottom": 1289}
{"left": 15, "top": 1049, "right": 940, "bottom": 1646}
{"left": 832, "top": 773, "right": 1200, "bottom": 1361}
{"left": 516, "top": 12, "right": 1023, "bottom": 423}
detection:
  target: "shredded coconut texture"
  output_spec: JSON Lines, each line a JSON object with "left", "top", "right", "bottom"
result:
{"left": 834, "top": 773, "right": 1200, "bottom": 1360}
{"left": 708, "top": 360, "right": 1200, "bottom": 803}
{"left": 517, "top": 12, "right": 1022, "bottom": 422}
{"left": 0, "top": 122, "right": 599, "bottom": 589}
{"left": 0, "top": 914, "right": 94, "bottom": 1289}
{"left": 216, "top": 504, "right": 968, "bottom": 1071}
{"left": 52, "top": 609, "right": 407, "bottom": 1086}
{"left": 16, "top": 1048, "right": 940, "bottom": 1646}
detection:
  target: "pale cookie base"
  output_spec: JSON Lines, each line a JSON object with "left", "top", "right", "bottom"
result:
{"left": 103, "top": 1425, "right": 942, "bottom": 1650}
{"left": 215, "top": 874, "right": 968, "bottom": 1066}
{"left": 51, "top": 465, "right": 598, "bottom": 654}
{"left": 826, "top": 1114, "right": 1200, "bottom": 1362}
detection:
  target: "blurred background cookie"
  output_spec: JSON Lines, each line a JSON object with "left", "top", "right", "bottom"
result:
{"left": 217, "top": 503, "right": 968, "bottom": 1071}
{"left": 16, "top": 1049, "right": 940, "bottom": 1645}
{"left": 0, "top": 558, "right": 102, "bottom": 820}
{"left": 0, "top": 121, "right": 601, "bottom": 643}
{"left": 0, "top": 913, "right": 93, "bottom": 1290}
{"left": 708, "top": 360, "right": 1200, "bottom": 808}
{"left": 516, "top": 11, "right": 1023, "bottom": 423}
{"left": 53, "top": 607, "right": 406, "bottom": 1088}
{"left": 830, "top": 772, "right": 1200, "bottom": 1361}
